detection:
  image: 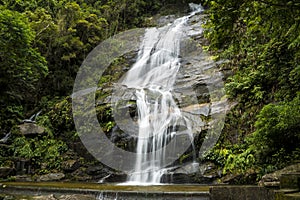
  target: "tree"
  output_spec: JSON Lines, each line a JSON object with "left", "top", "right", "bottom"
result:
{"left": 0, "top": 8, "right": 48, "bottom": 129}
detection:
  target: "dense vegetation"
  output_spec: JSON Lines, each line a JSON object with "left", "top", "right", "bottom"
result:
{"left": 202, "top": 0, "right": 300, "bottom": 180}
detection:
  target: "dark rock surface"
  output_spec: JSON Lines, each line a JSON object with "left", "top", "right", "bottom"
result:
{"left": 161, "top": 162, "right": 222, "bottom": 184}
{"left": 99, "top": 173, "right": 127, "bottom": 183}
{"left": 61, "top": 160, "right": 80, "bottom": 173}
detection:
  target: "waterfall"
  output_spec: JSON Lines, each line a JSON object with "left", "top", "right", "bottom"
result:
{"left": 121, "top": 5, "right": 204, "bottom": 185}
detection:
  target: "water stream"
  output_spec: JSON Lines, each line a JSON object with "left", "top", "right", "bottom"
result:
{"left": 121, "top": 4, "right": 204, "bottom": 185}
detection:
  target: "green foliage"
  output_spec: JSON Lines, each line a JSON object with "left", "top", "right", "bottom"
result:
{"left": 223, "top": 148, "right": 256, "bottom": 174}
{"left": 204, "top": 0, "right": 300, "bottom": 103}
{"left": 12, "top": 135, "right": 67, "bottom": 172}
{"left": 206, "top": 143, "right": 256, "bottom": 174}
{"left": 203, "top": 0, "right": 300, "bottom": 178}
{"left": 0, "top": 8, "right": 48, "bottom": 130}
{"left": 207, "top": 94, "right": 300, "bottom": 179}
{"left": 249, "top": 94, "right": 300, "bottom": 166}
{"left": 48, "top": 97, "right": 74, "bottom": 135}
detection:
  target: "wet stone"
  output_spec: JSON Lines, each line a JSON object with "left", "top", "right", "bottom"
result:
{"left": 39, "top": 173, "right": 65, "bottom": 181}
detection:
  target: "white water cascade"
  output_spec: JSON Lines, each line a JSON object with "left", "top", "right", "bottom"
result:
{"left": 121, "top": 4, "right": 204, "bottom": 185}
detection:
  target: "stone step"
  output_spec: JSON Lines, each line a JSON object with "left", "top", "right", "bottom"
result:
{"left": 280, "top": 173, "right": 300, "bottom": 189}
{"left": 0, "top": 182, "right": 210, "bottom": 200}
{"left": 284, "top": 192, "right": 300, "bottom": 200}
{"left": 274, "top": 189, "right": 299, "bottom": 200}
{"left": 210, "top": 186, "right": 274, "bottom": 200}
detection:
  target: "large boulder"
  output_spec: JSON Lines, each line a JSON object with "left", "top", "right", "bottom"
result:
{"left": 18, "top": 123, "right": 45, "bottom": 136}
{"left": 161, "top": 162, "right": 221, "bottom": 184}
{"left": 259, "top": 163, "right": 300, "bottom": 188}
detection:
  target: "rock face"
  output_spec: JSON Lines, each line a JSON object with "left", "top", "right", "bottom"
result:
{"left": 89, "top": 8, "right": 231, "bottom": 184}
{"left": 161, "top": 162, "right": 221, "bottom": 184}
{"left": 18, "top": 123, "right": 45, "bottom": 136}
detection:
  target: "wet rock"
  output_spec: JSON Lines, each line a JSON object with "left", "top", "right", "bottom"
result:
{"left": 18, "top": 123, "right": 45, "bottom": 136}
{"left": 162, "top": 162, "right": 219, "bottom": 184}
{"left": 85, "top": 165, "right": 126, "bottom": 182}
{"left": 156, "top": 15, "right": 177, "bottom": 26}
{"left": 32, "top": 194, "right": 57, "bottom": 200}
{"left": 39, "top": 173, "right": 65, "bottom": 181}
{"left": 162, "top": 172, "right": 214, "bottom": 184}
{"left": 62, "top": 160, "right": 80, "bottom": 172}
{"left": 173, "top": 162, "right": 199, "bottom": 174}
{"left": 199, "top": 162, "right": 222, "bottom": 179}
{"left": 86, "top": 165, "right": 105, "bottom": 176}
{"left": 161, "top": 173, "right": 196, "bottom": 184}
{"left": 57, "top": 194, "right": 95, "bottom": 200}
{"left": 100, "top": 173, "right": 127, "bottom": 183}
{"left": 109, "top": 126, "right": 136, "bottom": 152}
{"left": 259, "top": 173, "right": 280, "bottom": 187}
{"left": 0, "top": 167, "right": 15, "bottom": 178}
